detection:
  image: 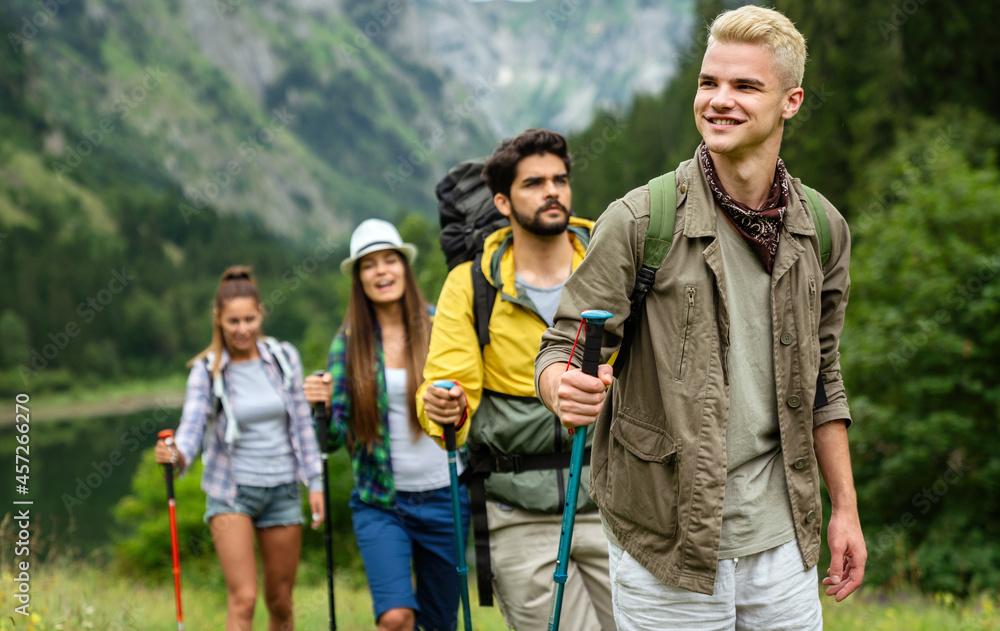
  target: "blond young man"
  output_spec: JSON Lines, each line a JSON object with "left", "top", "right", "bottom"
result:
{"left": 536, "top": 6, "right": 866, "bottom": 629}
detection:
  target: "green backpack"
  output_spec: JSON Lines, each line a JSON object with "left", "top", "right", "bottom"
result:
{"left": 614, "top": 172, "right": 831, "bottom": 376}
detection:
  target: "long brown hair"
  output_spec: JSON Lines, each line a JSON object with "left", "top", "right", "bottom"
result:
{"left": 188, "top": 265, "right": 262, "bottom": 376}
{"left": 341, "top": 251, "right": 431, "bottom": 450}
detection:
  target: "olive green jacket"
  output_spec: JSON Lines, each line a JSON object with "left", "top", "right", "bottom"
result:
{"left": 535, "top": 151, "right": 852, "bottom": 594}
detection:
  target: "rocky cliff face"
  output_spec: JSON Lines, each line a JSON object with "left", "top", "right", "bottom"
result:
{"left": 413, "top": 0, "right": 694, "bottom": 135}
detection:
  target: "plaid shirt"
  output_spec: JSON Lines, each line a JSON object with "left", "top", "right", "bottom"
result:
{"left": 326, "top": 328, "right": 398, "bottom": 509}
{"left": 174, "top": 339, "right": 323, "bottom": 505}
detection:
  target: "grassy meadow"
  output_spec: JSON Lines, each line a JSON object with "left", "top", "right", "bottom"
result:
{"left": 1, "top": 561, "right": 996, "bottom": 630}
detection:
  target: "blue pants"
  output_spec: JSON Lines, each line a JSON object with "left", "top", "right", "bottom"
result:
{"left": 351, "top": 486, "right": 471, "bottom": 631}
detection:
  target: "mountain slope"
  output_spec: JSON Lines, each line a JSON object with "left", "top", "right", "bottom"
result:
{"left": 5, "top": 0, "right": 498, "bottom": 238}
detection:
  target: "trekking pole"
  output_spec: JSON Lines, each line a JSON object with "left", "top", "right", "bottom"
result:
{"left": 311, "top": 371, "right": 337, "bottom": 631}
{"left": 548, "top": 310, "right": 612, "bottom": 631}
{"left": 157, "top": 429, "right": 185, "bottom": 631}
{"left": 434, "top": 380, "right": 473, "bottom": 631}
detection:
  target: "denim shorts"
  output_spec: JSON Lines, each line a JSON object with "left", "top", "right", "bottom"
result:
{"left": 204, "top": 482, "right": 304, "bottom": 528}
{"left": 350, "top": 486, "right": 471, "bottom": 630}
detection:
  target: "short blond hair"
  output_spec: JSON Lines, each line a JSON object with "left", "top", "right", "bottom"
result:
{"left": 707, "top": 5, "right": 807, "bottom": 90}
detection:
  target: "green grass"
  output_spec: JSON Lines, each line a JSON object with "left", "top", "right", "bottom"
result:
{"left": 1, "top": 562, "right": 996, "bottom": 630}
{"left": 0, "top": 562, "right": 510, "bottom": 630}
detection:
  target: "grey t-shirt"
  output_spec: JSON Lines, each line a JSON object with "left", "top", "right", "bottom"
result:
{"left": 228, "top": 359, "right": 296, "bottom": 487}
{"left": 515, "top": 272, "right": 567, "bottom": 327}
{"left": 716, "top": 213, "right": 796, "bottom": 558}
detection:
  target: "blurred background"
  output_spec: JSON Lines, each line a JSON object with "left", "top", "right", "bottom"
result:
{"left": 1, "top": 0, "right": 998, "bottom": 627}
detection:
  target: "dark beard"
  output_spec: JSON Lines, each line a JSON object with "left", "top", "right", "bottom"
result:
{"left": 511, "top": 200, "right": 570, "bottom": 236}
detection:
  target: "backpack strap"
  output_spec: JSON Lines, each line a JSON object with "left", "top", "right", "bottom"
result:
{"left": 471, "top": 252, "right": 497, "bottom": 352}
{"left": 802, "top": 185, "right": 831, "bottom": 268}
{"left": 643, "top": 171, "right": 676, "bottom": 268}
{"left": 263, "top": 336, "right": 294, "bottom": 391}
{"left": 466, "top": 253, "right": 498, "bottom": 607}
{"left": 205, "top": 337, "right": 293, "bottom": 446}
{"left": 614, "top": 172, "right": 677, "bottom": 378}
{"left": 468, "top": 469, "right": 494, "bottom": 607}
{"left": 204, "top": 351, "right": 242, "bottom": 445}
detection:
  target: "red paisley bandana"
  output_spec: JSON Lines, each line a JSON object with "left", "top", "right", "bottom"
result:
{"left": 699, "top": 142, "right": 789, "bottom": 274}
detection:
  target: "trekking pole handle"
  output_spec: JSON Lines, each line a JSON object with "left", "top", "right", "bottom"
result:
{"left": 158, "top": 429, "right": 176, "bottom": 498}
{"left": 434, "top": 380, "right": 458, "bottom": 452}
{"left": 579, "top": 310, "right": 612, "bottom": 377}
{"left": 310, "top": 371, "right": 331, "bottom": 452}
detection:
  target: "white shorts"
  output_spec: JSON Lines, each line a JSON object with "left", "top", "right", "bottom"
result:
{"left": 608, "top": 538, "right": 822, "bottom": 631}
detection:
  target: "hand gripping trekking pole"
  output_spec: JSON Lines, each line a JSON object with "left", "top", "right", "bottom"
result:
{"left": 548, "top": 309, "right": 612, "bottom": 631}
{"left": 311, "top": 372, "right": 337, "bottom": 631}
{"left": 434, "top": 380, "right": 473, "bottom": 631}
{"left": 157, "top": 429, "right": 185, "bottom": 631}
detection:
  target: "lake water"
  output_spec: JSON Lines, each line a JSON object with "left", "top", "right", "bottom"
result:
{"left": 1, "top": 406, "right": 178, "bottom": 556}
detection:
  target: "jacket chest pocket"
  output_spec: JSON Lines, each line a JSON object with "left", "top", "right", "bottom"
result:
{"left": 607, "top": 408, "right": 679, "bottom": 539}
{"left": 674, "top": 285, "right": 697, "bottom": 381}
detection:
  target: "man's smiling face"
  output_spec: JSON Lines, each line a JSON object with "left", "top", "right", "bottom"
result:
{"left": 694, "top": 41, "right": 802, "bottom": 160}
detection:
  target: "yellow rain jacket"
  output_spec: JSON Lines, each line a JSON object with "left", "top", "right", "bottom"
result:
{"left": 417, "top": 217, "right": 596, "bottom": 513}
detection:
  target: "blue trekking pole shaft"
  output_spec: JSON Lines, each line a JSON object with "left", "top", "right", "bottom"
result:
{"left": 548, "top": 310, "right": 611, "bottom": 631}
{"left": 435, "top": 380, "right": 473, "bottom": 631}
{"left": 311, "top": 372, "right": 337, "bottom": 631}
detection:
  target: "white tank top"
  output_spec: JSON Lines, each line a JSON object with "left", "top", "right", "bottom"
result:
{"left": 385, "top": 367, "right": 462, "bottom": 491}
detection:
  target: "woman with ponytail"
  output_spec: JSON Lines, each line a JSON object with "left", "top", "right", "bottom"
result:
{"left": 304, "top": 219, "right": 470, "bottom": 631}
{"left": 154, "top": 265, "right": 323, "bottom": 631}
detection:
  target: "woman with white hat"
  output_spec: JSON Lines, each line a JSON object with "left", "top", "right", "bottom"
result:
{"left": 305, "top": 219, "right": 470, "bottom": 631}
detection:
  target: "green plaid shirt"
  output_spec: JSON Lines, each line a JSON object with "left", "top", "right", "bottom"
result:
{"left": 326, "top": 328, "right": 397, "bottom": 508}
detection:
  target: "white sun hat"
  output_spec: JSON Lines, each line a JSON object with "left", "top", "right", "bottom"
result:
{"left": 339, "top": 218, "right": 418, "bottom": 276}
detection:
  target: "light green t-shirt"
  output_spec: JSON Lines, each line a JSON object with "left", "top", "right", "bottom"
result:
{"left": 716, "top": 213, "right": 795, "bottom": 559}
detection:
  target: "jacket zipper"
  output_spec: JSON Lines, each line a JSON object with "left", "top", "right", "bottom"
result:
{"left": 676, "top": 286, "right": 696, "bottom": 380}
{"left": 808, "top": 277, "right": 818, "bottom": 360}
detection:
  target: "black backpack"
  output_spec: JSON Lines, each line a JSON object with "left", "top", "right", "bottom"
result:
{"left": 436, "top": 159, "right": 510, "bottom": 270}
{"left": 436, "top": 159, "right": 507, "bottom": 350}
